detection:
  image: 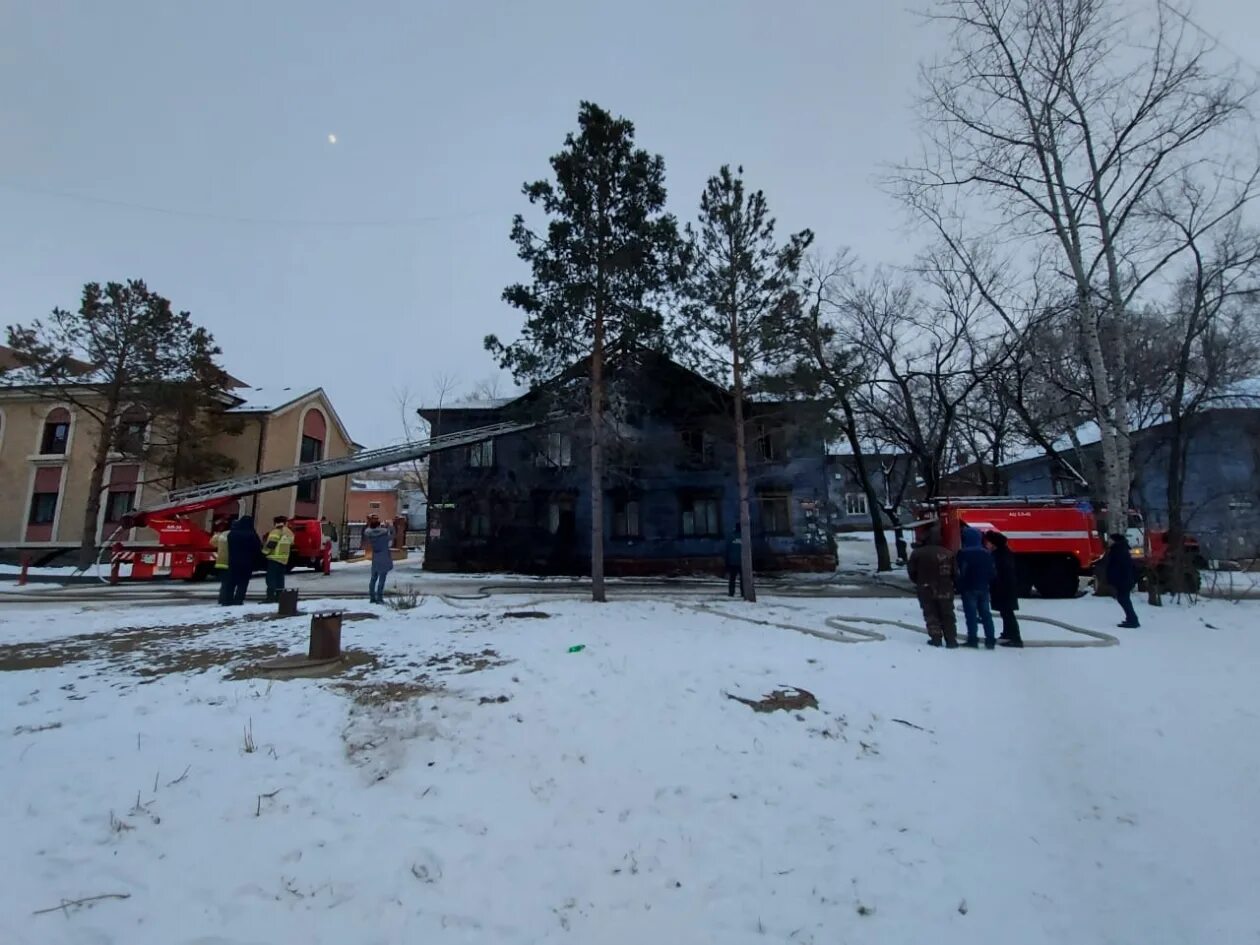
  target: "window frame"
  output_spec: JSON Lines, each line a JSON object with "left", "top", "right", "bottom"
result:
{"left": 40, "top": 419, "right": 70, "bottom": 456}
{"left": 844, "top": 492, "right": 869, "bottom": 517}
{"left": 756, "top": 424, "right": 787, "bottom": 463}
{"left": 679, "top": 492, "right": 721, "bottom": 538}
{"left": 296, "top": 435, "right": 324, "bottom": 504}
{"left": 534, "top": 432, "right": 574, "bottom": 468}
{"left": 757, "top": 491, "right": 793, "bottom": 536}
{"left": 611, "top": 494, "right": 642, "bottom": 539}
{"left": 28, "top": 491, "right": 59, "bottom": 525}
{"left": 467, "top": 438, "right": 495, "bottom": 469}
{"left": 463, "top": 508, "right": 492, "bottom": 538}
{"left": 103, "top": 489, "right": 137, "bottom": 524}
{"left": 679, "top": 428, "right": 716, "bottom": 468}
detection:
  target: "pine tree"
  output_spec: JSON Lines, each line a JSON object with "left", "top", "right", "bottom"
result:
{"left": 681, "top": 165, "right": 813, "bottom": 601}
{"left": 486, "top": 102, "right": 684, "bottom": 602}
{"left": 6, "top": 280, "right": 234, "bottom": 565}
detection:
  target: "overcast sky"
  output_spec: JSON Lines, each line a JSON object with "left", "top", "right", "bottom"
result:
{"left": 2, "top": 1, "right": 1257, "bottom": 448}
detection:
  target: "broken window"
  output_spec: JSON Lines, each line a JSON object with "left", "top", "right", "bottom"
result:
{"left": 534, "top": 432, "right": 573, "bottom": 468}
{"left": 757, "top": 491, "right": 792, "bottom": 536}
{"left": 680, "top": 429, "right": 715, "bottom": 468}
{"left": 756, "top": 424, "right": 787, "bottom": 462}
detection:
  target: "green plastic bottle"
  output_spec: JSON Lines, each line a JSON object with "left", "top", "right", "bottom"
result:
{"left": 567, "top": 644, "right": 585, "bottom": 653}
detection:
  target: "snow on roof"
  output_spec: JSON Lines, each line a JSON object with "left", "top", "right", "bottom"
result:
{"left": 421, "top": 396, "right": 514, "bottom": 412}
{"left": 351, "top": 479, "right": 400, "bottom": 491}
{"left": 826, "top": 438, "right": 906, "bottom": 457}
{"left": 1002, "top": 379, "right": 1260, "bottom": 468}
{"left": 227, "top": 386, "right": 312, "bottom": 413}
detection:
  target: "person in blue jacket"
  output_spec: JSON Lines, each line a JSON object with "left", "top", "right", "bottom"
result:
{"left": 956, "top": 526, "right": 998, "bottom": 648}
{"left": 1105, "top": 533, "right": 1141, "bottom": 628}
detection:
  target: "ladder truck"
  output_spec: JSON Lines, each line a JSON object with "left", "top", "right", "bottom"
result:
{"left": 910, "top": 495, "right": 1204, "bottom": 598}
{"left": 106, "top": 417, "right": 543, "bottom": 582}
{"left": 911, "top": 496, "right": 1104, "bottom": 599}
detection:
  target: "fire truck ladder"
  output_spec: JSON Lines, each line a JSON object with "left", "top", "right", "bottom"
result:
{"left": 133, "top": 418, "right": 545, "bottom": 519}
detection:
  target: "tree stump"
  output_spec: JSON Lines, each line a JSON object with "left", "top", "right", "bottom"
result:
{"left": 308, "top": 612, "right": 343, "bottom": 660}
{"left": 277, "top": 588, "right": 300, "bottom": 617}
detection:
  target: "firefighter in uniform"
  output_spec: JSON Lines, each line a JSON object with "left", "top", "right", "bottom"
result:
{"left": 262, "top": 515, "right": 295, "bottom": 602}
{"left": 211, "top": 518, "right": 232, "bottom": 606}
{"left": 907, "top": 527, "right": 959, "bottom": 647}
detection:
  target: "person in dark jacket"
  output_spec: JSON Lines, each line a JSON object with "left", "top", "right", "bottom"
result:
{"left": 984, "top": 530, "right": 1022, "bottom": 647}
{"left": 725, "top": 525, "right": 745, "bottom": 598}
{"left": 907, "top": 527, "right": 958, "bottom": 647}
{"left": 225, "top": 515, "right": 262, "bottom": 606}
{"left": 1105, "top": 533, "right": 1141, "bottom": 628}
{"left": 956, "top": 527, "right": 998, "bottom": 648}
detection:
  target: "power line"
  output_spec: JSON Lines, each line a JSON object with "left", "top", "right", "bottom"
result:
{"left": 0, "top": 179, "right": 505, "bottom": 229}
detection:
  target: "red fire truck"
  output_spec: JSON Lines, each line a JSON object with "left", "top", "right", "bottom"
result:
{"left": 911, "top": 496, "right": 1204, "bottom": 598}
{"left": 109, "top": 508, "right": 336, "bottom": 581}
{"left": 912, "top": 496, "right": 1104, "bottom": 598}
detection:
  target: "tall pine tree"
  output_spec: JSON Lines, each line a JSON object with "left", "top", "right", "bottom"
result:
{"left": 6, "top": 280, "right": 233, "bottom": 565}
{"left": 487, "top": 102, "right": 683, "bottom": 602}
{"left": 682, "top": 165, "right": 813, "bottom": 601}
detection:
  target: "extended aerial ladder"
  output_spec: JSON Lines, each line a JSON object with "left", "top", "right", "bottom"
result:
{"left": 104, "top": 417, "right": 547, "bottom": 582}
{"left": 125, "top": 418, "right": 545, "bottom": 524}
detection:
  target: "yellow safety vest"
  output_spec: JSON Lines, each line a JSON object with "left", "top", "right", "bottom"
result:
{"left": 212, "top": 532, "right": 230, "bottom": 569}
{"left": 264, "top": 526, "right": 294, "bottom": 565}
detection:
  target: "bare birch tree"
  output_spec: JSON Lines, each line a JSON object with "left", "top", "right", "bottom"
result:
{"left": 899, "top": 0, "right": 1256, "bottom": 531}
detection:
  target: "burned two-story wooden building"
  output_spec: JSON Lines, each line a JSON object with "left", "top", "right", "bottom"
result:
{"left": 420, "top": 350, "right": 835, "bottom": 575}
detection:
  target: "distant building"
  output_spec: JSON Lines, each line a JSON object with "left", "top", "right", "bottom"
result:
{"left": 419, "top": 349, "right": 835, "bottom": 575}
{"left": 1001, "top": 394, "right": 1260, "bottom": 558}
{"left": 0, "top": 346, "right": 356, "bottom": 558}
{"left": 824, "top": 443, "right": 914, "bottom": 531}
{"left": 346, "top": 479, "right": 400, "bottom": 524}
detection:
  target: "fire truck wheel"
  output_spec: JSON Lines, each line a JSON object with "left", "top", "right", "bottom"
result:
{"left": 188, "top": 562, "right": 215, "bottom": 583}
{"left": 1033, "top": 560, "right": 1080, "bottom": 599}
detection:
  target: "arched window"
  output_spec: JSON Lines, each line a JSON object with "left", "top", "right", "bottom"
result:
{"left": 295, "top": 407, "right": 327, "bottom": 513}
{"left": 40, "top": 407, "right": 71, "bottom": 455}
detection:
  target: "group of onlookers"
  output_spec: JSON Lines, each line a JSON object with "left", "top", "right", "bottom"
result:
{"left": 908, "top": 526, "right": 1023, "bottom": 648}
{"left": 209, "top": 513, "right": 397, "bottom": 605}
{"left": 908, "top": 526, "right": 1142, "bottom": 647}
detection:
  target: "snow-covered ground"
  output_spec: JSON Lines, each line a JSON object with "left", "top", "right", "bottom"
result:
{"left": 1, "top": 590, "right": 1258, "bottom": 944}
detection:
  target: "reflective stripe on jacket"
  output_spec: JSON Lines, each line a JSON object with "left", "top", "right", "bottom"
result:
{"left": 212, "top": 532, "right": 230, "bottom": 570}
{"left": 263, "top": 526, "right": 294, "bottom": 565}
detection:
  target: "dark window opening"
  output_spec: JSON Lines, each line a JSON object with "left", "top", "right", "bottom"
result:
{"left": 758, "top": 491, "right": 792, "bottom": 536}
{"left": 104, "top": 490, "right": 136, "bottom": 523}
{"left": 534, "top": 433, "right": 573, "bottom": 468}
{"left": 463, "top": 505, "right": 492, "bottom": 538}
{"left": 41, "top": 421, "right": 69, "bottom": 455}
{"left": 300, "top": 435, "right": 323, "bottom": 463}
{"left": 297, "top": 435, "right": 323, "bottom": 503}
{"left": 680, "top": 429, "right": 715, "bottom": 468}
{"left": 468, "top": 439, "right": 495, "bottom": 468}
{"left": 536, "top": 494, "right": 575, "bottom": 536}
{"left": 116, "top": 409, "right": 148, "bottom": 455}
{"left": 756, "top": 425, "right": 787, "bottom": 462}
{"left": 28, "top": 492, "right": 58, "bottom": 525}
{"left": 680, "top": 493, "right": 721, "bottom": 538}
{"left": 611, "top": 495, "right": 642, "bottom": 539}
